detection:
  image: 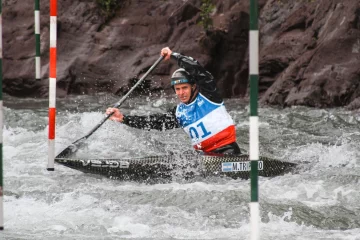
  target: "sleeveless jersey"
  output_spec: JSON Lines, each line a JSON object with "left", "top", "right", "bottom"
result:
{"left": 175, "top": 93, "right": 236, "bottom": 152}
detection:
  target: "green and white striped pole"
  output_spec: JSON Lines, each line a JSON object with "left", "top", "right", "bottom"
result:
{"left": 35, "top": 0, "right": 41, "bottom": 82}
{"left": 249, "top": 0, "right": 259, "bottom": 239}
{"left": 0, "top": 0, "right": 4, "bottom": 231}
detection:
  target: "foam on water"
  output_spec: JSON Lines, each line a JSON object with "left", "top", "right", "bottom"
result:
{"left": 1, "top": 96, "right": 360, "bottom": 239}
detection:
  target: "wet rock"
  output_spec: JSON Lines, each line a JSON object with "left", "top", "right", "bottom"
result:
{"left": 2, "top": 0, "right": 360, "bottom": 109}
{"left": 259, "top": 0, "right": 360, "bottom": 108}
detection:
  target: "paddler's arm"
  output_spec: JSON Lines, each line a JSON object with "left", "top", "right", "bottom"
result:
{"left": 106, "top": 107, "right": 179, "bottom": 131}
{"left": 168, "top": 49, "right": 222, "bottom": 103}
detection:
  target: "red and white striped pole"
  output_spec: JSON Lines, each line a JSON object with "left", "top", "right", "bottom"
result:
{"left": 47, "top": 0, "right": 57, "bottom": 171}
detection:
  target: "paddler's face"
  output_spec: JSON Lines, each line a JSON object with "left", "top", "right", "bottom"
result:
{"left": 174, "top": 83, "right": 194, "bottom": 103}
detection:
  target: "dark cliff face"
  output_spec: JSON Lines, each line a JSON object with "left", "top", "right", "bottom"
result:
{"left": 2, "top": 0, "right": 360, "bottom": 109}
{"left": 260, "top": 0, "right": 360, "bottom": 109}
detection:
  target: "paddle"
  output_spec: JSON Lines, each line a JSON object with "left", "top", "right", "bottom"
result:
{"left": 56, "top": 55, "right": 164, "bottom": 159}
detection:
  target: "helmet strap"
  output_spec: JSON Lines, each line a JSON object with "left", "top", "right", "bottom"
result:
{"left": 186, "top": 84, "right": 198, "bottom": 104}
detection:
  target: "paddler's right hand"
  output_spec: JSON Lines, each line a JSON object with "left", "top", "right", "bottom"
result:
{"left": 106, "top": 108, "right": 124, "bottom": 122}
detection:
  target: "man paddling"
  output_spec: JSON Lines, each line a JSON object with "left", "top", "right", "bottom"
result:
{"left": 106, "top": 47, "right": 241, "bottom": 155}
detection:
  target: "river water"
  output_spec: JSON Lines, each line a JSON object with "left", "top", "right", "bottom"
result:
{"left": 1, "top": 93, "right": 359, "bottom": 240}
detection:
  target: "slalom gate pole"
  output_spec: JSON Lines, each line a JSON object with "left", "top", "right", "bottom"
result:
{"left": 35, "top": 0, "right": 41, "bottom": 82}
{"left": 249, "top": 0, "right": 260, "bottom": 239}
{"left": 47, "top": 0, "right": 57, "bottom": 171}
{"left": 0, "top": 0, "right": 3, "bottom": 231}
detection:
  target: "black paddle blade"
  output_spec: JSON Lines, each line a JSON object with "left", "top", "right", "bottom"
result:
{"left": 56, "top": 145, "right": 77, "bottom": 159}
{"left": 56, "top": 137, "right": 86, "bottom": 158}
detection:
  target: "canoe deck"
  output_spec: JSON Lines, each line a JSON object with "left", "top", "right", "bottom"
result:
{"left": 55, "top": 153, "right": 297, "bottom": 182}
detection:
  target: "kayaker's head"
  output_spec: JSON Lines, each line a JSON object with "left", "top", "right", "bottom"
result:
{"left": 171, "top": 68, "right": 197, "bottom": 104}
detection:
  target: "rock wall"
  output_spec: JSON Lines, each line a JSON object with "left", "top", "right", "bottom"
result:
{"left": 2, "top": 0, "right": 360, "bottom": 109}
{"left": 260, "top": 0, "right": 360, "bottom": 109}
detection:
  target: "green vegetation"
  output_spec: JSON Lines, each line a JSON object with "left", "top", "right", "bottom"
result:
{"left": 199, "top": 0, "right": 215, "bottom": 31}
{"left": 277, "top": 0, "right": 315, "bottom": 3}
{"left": 96, "top": 0, "right": 121, "bottom": 18}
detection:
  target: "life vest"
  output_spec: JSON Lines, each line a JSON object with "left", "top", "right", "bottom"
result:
{"left": 175, "top": 93, "right": 236, "bottom": 152}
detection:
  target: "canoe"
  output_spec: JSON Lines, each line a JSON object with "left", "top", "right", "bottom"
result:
{"left": 55, "top": 153, "right": 296, "bottom": 182}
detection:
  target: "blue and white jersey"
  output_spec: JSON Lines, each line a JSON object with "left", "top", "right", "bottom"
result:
{"left": 175, "top": 93, "right": 236, "bottom": 151}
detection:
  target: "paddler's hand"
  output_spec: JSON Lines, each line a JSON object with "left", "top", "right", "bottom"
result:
{"left": 106, "top": 108, "right": 124, "bottom": 122}
{"left": 161, "top": 47, "right": 172, "bottom": 61}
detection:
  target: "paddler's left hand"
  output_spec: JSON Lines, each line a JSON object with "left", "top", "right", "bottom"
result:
{"left": 161, "top": 47, "right": 172, "bottom": 61}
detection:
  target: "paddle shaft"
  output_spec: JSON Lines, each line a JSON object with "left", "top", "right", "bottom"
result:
{"left": 84, "top": 55, "right": 164, "bottom": 140}
{"left": 57, "top": 55, "right": 164, "bottom": 157}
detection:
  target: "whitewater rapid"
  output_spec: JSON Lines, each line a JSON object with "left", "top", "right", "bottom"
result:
{"left": 1, "top": 94, "right": 359, "bottom": 240}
